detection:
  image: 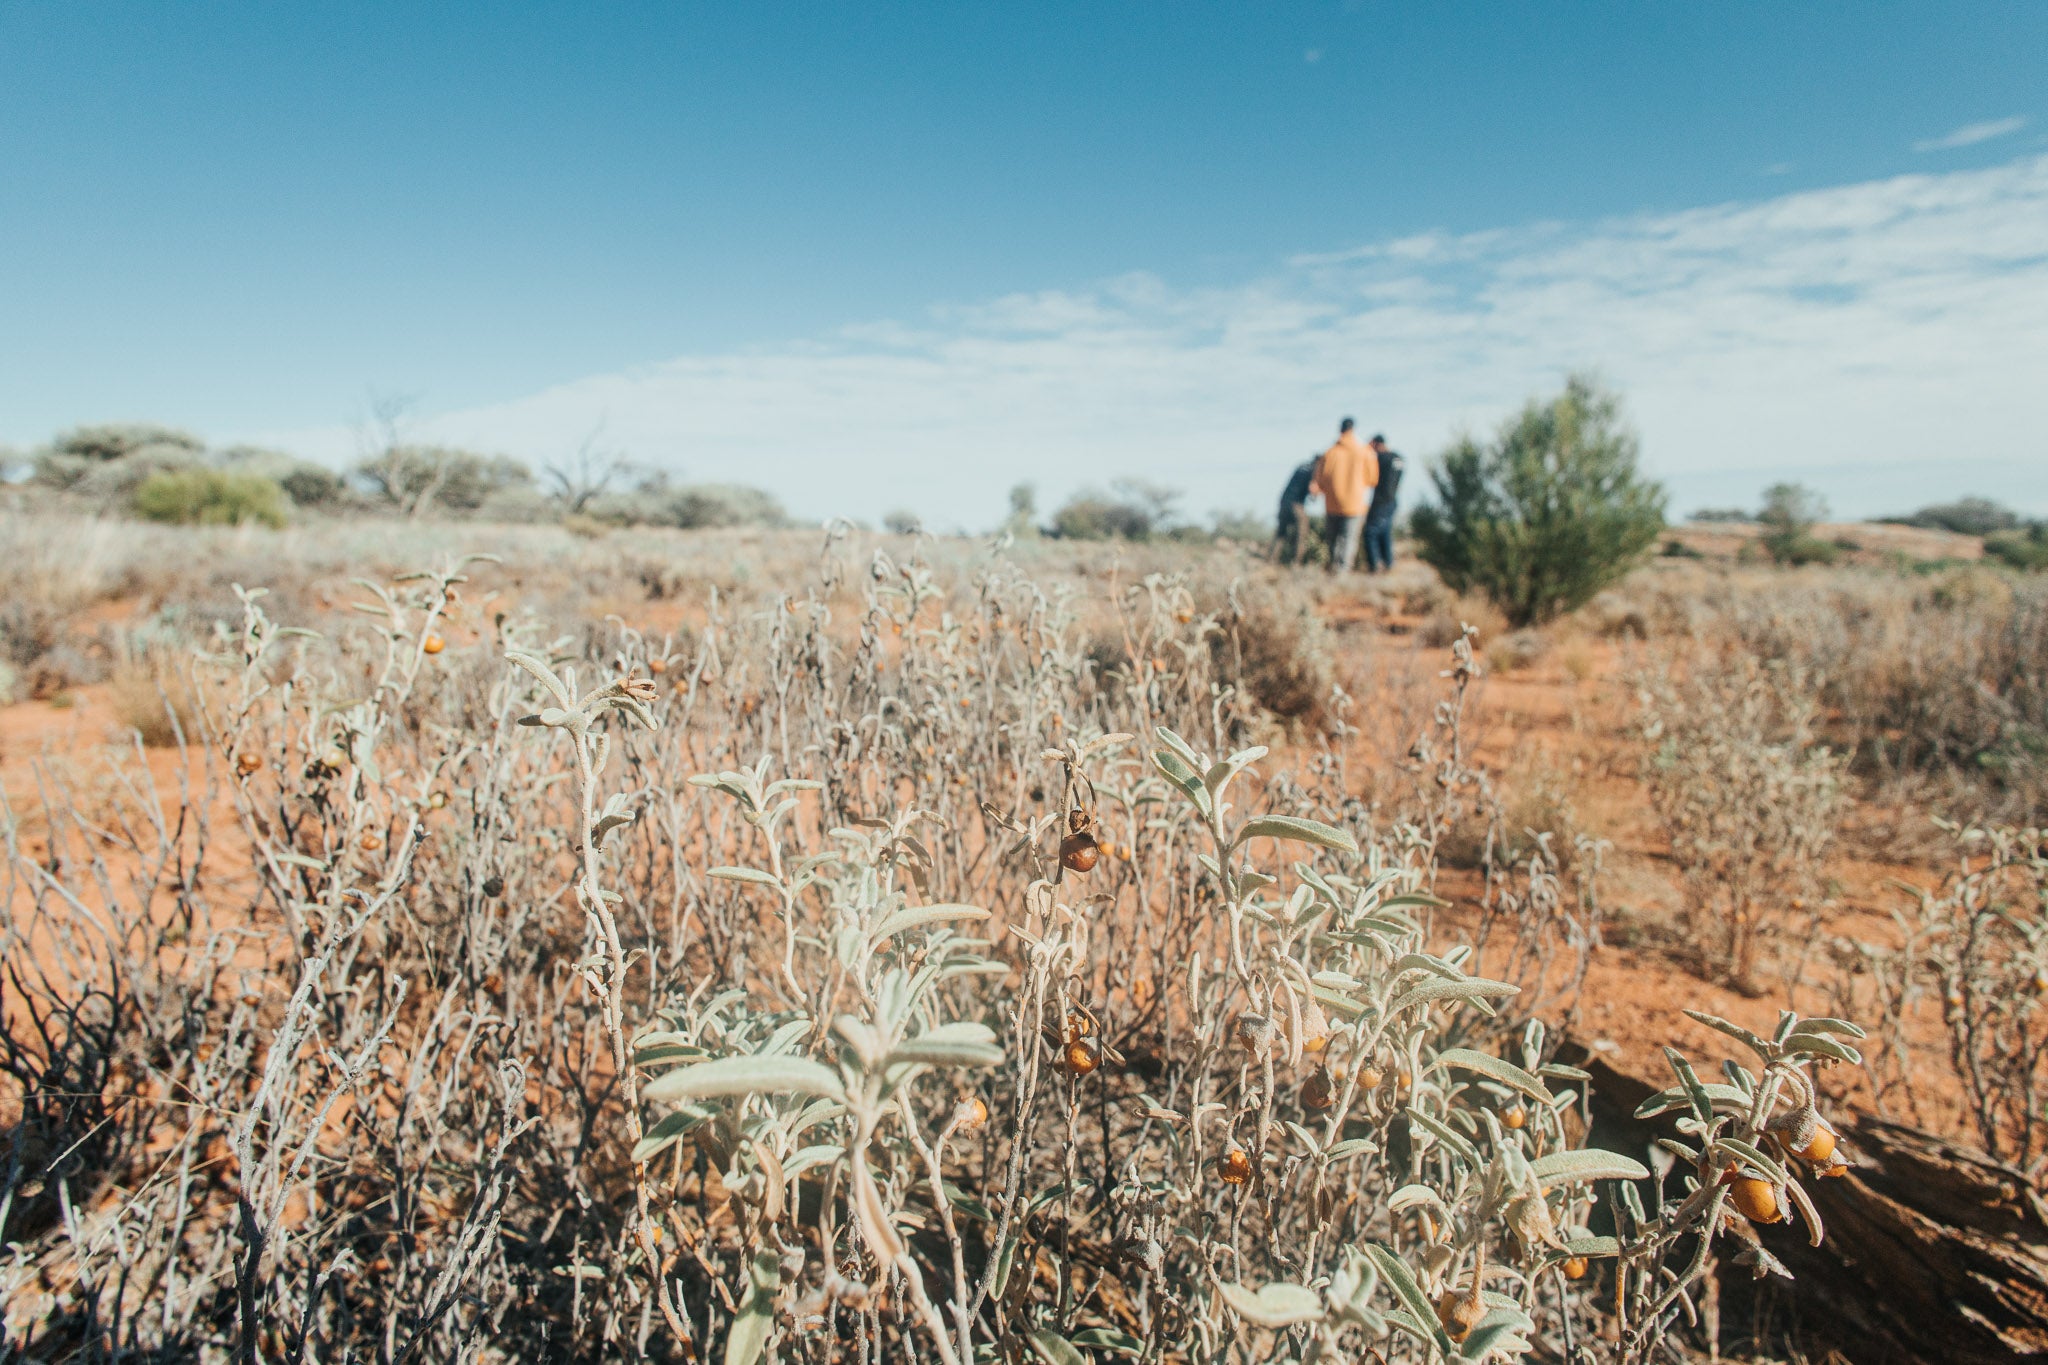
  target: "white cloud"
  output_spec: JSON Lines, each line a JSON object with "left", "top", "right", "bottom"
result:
{"left": 264, "top": 154, "right": 2048, "bottom": 526}
{"left": 1913, "top": 116, "right": 2027, "bottom": 153}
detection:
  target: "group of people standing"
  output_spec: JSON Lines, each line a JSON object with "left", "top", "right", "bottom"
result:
{"left": 1275, "top": 419, "right": 1405, "bottom": 572}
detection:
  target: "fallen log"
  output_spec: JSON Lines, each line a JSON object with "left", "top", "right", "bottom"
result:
{"left": 1574, "top": 1052, "right": 2048, "bottom": 1364}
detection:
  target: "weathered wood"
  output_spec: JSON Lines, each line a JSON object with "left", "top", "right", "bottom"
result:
{"left": 1575, "top": 1052, "right": 2048, "bottom": 1364}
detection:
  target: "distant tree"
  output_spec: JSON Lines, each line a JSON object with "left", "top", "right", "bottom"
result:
{"left": 882, "top": 509, "right": 923, "bottom": 535}
{"left": 354, "top": 446, "right": 533, "bottom": 517}
{"left": 46, "top": 423, "right": 204, "bottom": 463}
{"left": 1889, "top": 496, "right": 2022, "bottom": 538}
{"left": 1409, "top": 375, "right": 1666, "bottom": 627}
{"left": 1758, "top": 482, "right": 1838, "bottom": 565}
{"left": 1004, "top": 483, "right": 1039, "bottom": 538}
{"left": 546, "top": 425, "right": 634, "bottom": 514}
{"left": 662, "top": 484, "right": 790, "bottom": 530}
{"left": 34, "top": 423, "right": 206, "bottom": 491}
{"left": 1688, "top": 507, "right": 1753, "bottom": 523}
{"left": 1048, "top": 479, "right": 1184, "bottom": 542}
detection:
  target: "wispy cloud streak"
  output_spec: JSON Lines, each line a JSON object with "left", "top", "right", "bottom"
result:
{"left": 1914, "top": 116, "right": 2027, "bottom": 152}
{"left": 268, "top": 155, "right": 2048, "bottom": 525}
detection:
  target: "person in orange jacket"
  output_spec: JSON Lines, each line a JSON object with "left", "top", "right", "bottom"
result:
{"left": 1309, "top": 417, "right": 1377, "bottom": 572}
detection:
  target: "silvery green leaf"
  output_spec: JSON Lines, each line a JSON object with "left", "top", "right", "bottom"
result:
{"left": 631, "top": 1106, "right": 711, "bottom": 1163}
{"left": 1376, "top": 893, "right": 1451, "bottom": 910}
{"left": 1436, "top": 1049, "right": 1556, "bottom": 1104}
{"left": 1069, "top": 1327, "right": 1145, "bottom": 1356}
{"left": 1662, "top": 1046, "right": 1716, "bottom": 1126}
{"left": 1529, "top": 1149, "right": 1650, "bottom": 1187}
{"left": 708, "top": 866, "right": 782, "bottom": 887}
{"left": 1682, "top": 1010, "right": 1774, "bottom": 1060}
{"left": 1367, "top": 1244, "right": 1457, "bottom": 1357}
{"left": 1217, "top": 1280, "right": 1325, "bottom": 1327}
{"left": 1203, "top": 747, "right": 1266, "bottom": 799}
{"left": 1026, "top": 1328, "right": 1087, "bottom": 1365}
{"left": 1284, "top": 1120, "right": 1319, "bottom": 1153}
{"left": 1388, "top": 1183, "right": 1449, "bottom": 1214}
{"left": 1153, "top": 726, "right": 1204, "bottom": 770}
{"left": 945, "top": 1182, "right": 995, "bottom": 1222}
{"left": 641, "top": 1055, "right": 845, "bottom": 1105}
{"left": 1406, "top": 1107, "right": 1484, "bottom": 1169}
{"left": 1389, "top": 977, "right": 1519, "bottom": 1016}
{"left": 1782, "top": 1034, "right": 1862, "bottom": 1065}
{"left": 886, "top": 1022, "right": 1004, "bottom": 1069}
{"left": 781, "top": 1144, "right": 844, "bottom": 1179}
{"left": 1324, "top": 1138, "right": 1377, "bottom": 1162}
{"left": 505, "top": 648, "right": 574, "bottom": 710}
{"left": 1460, "top": 1320, "right": 1531, "bottom": 1361}
{"left": 1711, "top": 1136, "right": 1791, "bottom": 1187}
{"left": 724, "top": 1294, "right": 773, "bottom": 1365}
{"left": 1235, "top": 815, "right": 1358, "bottom": 854}
{"left": 1561, "top": 1236, "right": 1622, "bottom": 1258}
{"left": 1635, "top": 1083, "right": 1748, "bottom": 1120}
{"left": 1789, "top": 1016, "right": 1867, "bottom": 1040}
{"left": 1540, "top": 1063, "right": 1593, "bottom": 1081}
{"left": 869, "top": 902, "right": 990, "bottom": 945}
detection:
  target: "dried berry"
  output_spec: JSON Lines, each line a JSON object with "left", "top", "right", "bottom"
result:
{"left": 1059, "top": 831, "right": 1100, "bottom": 874}
{"left": 422, "top": 635, "right": 445, "bottom": 655}
{"left": 1216, "top": 1148, "right": 1252, "bottom": 1185}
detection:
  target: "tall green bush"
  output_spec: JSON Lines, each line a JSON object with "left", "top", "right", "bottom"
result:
{"left": 1410, "top": 375, "right": 1666, "bottom": 626}
{"left": 133, "top": 468, "right": 289, "bottom": 528}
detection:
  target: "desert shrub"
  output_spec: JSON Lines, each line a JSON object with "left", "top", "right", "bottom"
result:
{"left": 132, "top": 467, "right": 289, "bottom": 528}
{"left": 1638, "top": 651, "right": 1845, "bottom": 989}
{"left": 1855, "top": 824, "right": 2048, "bottom": 1165}
{"left": 0, "top": 534, "right": 1870, "bottom": 1364}
{"left": 882, "top": 508, "right": 923, "bottom": 534}
{"left": 106, "top": 648, "right": 199, "bottom": 746}
{"left": 1757, "top": 482, "right": 1841, "bottom": 565}
{"left": 664, "top": 482, "right": 789, "bottom": 529}
{"left": 1687, "top": 507, "right": 1752, "bottom": 523}
{"left": 1049, "top": 479, "right": 1180, "bottom": 541}
{"left": 1887, "top": 495, "right": 2022, "bottom": 537}
{"left": 1986, "top": 523, "right": 2048, "bottom": 572}
{"left": 1209, "top": 508, "right": 1268, "bottom": 541}
{"left": 1410, "top": 375, "right": 1666, "bottom": 626}
{"left": 1208, "top": 584, "right": 1335, "bottom": 728}
{"left": 1418, "top": 591, "right": 1509, "bottom": 649}
{"left": 1714, "top": 572, "right": 2048, "bottom": 819}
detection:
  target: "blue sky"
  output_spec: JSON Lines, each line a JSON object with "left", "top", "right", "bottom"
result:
{"left": 2, "top": 2, "right": 2044, "bottom": 525}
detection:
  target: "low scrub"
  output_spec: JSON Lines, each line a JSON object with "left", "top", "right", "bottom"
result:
{"left": 132, "top": 467, "right": 289, "bottom": 528}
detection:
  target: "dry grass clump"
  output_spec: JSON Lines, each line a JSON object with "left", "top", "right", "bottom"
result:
{"left": 0, "top": 521, "right": 1864, "bottom": 1365}
{"left": 1637, "top": 651, "right": 1844, "bottom": 991}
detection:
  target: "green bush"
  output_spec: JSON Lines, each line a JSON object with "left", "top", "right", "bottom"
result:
{"left": 133, "top": 469, "right": 289, "bottom": 528}
{"left": 1986, "top": 524, "right": 2048, "bottom": 571}
{"left": 1409, "top": 375, "right": 1666, "bottom": 626}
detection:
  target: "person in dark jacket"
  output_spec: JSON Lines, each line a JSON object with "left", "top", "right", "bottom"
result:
{"left": 1363, "top": 434, "right": 1404, "bottom": 573}
{"left": 1274, "top": 454, "right": 1320, "bottom": 565}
